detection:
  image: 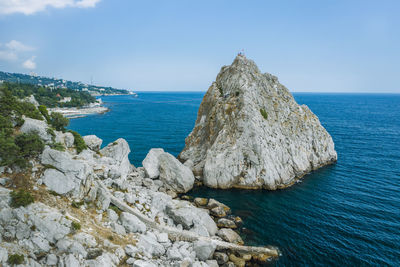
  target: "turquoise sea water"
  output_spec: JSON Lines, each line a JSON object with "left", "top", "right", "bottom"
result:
{"left": 69, "top": 93, "right": 400, "bottom": 266}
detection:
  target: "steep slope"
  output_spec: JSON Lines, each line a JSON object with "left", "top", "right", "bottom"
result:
{"left": 179, "top": 54, "right": 337, "bottom": 189}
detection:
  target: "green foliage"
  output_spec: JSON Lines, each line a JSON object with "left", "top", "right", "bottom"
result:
{"left": 3, "top": 82, "right": 96, "bottom": 108}
{"left": 10, "top": 190, "right": 34, "bottom": 208}
{"left": 0, "top": 132, "right": 19, "bottom": 166}
{"left": 50, "top": 142, "right": 65, "bottom": 151}
{"left": 50, "top": 112, "right": 69, "bottom": 131}
{"left": 68, "top": 130, "right": 87, "bottom": 153}
{"left": 71, "top": 200, "right": 84, "bottom": 208}
{"left": 0, "top": 86, "right": 42, "bottom": 121}
{"left": 7, "top": 254, "right": 25, "bottom": 265}
{"left": 218, "top": 86, "right": 223, "bottom": 96}
{"left": 38, "top": 105, "right": 50, "bottom": 122}
{"left": 15, "top": 132, "right": 45, "bottom": 159}
{"left": 71, "top": 221, "right": 81, "bottom": 231}
{"left": 260, "top": 108, "right": 268, "bottom": 119}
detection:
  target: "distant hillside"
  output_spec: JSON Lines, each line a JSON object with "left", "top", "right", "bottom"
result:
{"left": 0, "top": 71, "right": 134, "bottom": 96}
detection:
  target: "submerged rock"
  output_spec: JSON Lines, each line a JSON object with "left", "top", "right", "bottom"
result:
{"left": 179, "top": 54, "right": 337, "bottom": 189}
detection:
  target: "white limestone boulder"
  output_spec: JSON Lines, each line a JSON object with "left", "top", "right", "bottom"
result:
{"left": 142, "top": 148, "right": 164, "bottom": 179}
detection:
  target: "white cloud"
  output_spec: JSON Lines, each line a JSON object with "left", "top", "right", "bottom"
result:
{"left": 6, "top": 40, "right": 35, "bottom": 51}
{"left": 22, "top": 56, "right": 36, "bottom": 69}
{"left": 0, "top": 0, "right": 101, "bottom": 15}
{"left": 0, "top": 50, "right": 17, "bottom": 61}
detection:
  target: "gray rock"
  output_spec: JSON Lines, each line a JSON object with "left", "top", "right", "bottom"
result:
{"left": 73, "top": 232, "right": 97, "bottom": 247}
{"left": 142, "top": 148, "right": 165, "bottom": 178}
{"left": 0, "top": 247, "right": 8, "bottom": 264}
{"left": 217, "top": 228, "right": 243, "bottom": 245}
{"left": 46, "top": 254, "right": 58, "bottom": 265}
{"left": 206, "top": 260, "right": 219, "bottom": 267}
{"left": 179, "top": 54, "right": 337, "bottom": 189}
{"left": 125, "top": 244, "right": 139, "bottom": 257}
{"left": 20, "top": 117, "right": 52, "bottom": 143}
{"left": 31, "top": 234, "right": 52, "bottom": 252}
{"left": 107, "top": 208, "right": 119, "bottom": 222}
{"left": 193, "top": 240, "right": 216, "bottom": 261}
{"left": 217, "top": 218, "right": 237, "bottom": 229}
{"left": 83, "top": 135, "right": 103, "bottom": 151}
{"left": 137, "top": 233, "right": 165, "bottom": 257}
{"left": 166, "top": 201, "right": 217, "bottom": 236}
{"left": 96, "top": 188, "right": 110, "bottom": 210}
{"left": 111, "top": 222, "right": 126, "bottom": 235}
{"left": 42, "top": 168, "right": 76, "bottom": 195}
{"left": 158, "top": 152, "right": 195, "bottom": 193}
{"left": 133, "top": 259, "right": 157, "bottom": 267}
{"left": 120, "top": 212, "right": 146, "bottom": 233}
{"left": 64, "top": 254, "right": 80, "bottom": 267}
{"left": 24, "top": 95, "right": 39, "bottom": 107}
{"left": 100, "top": 138, "right": 132, "bottom": 180}
{"left": 214, "top": 252, "right": 229, "bottom": 264}
{"left": 64, "top": 132, "right": 75, "bottom": 148}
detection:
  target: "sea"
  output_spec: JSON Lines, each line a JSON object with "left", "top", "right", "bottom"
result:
{"left": 69, "top": 92, "right": 400, "bottom": 266}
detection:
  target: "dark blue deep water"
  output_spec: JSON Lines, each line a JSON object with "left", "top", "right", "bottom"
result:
{"left": 69, "top": 93, "right": 400, "bottom": 266}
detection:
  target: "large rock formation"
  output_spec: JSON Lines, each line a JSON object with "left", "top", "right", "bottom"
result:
{"left": 179, "top": 54, "right": 337, "bottom": 190}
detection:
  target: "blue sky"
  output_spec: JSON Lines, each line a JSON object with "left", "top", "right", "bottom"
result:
{"left": 0, "top": 0, "right": 399, "bottom": 92}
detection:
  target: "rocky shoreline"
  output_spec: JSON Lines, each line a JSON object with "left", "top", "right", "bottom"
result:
{"left": 0, "top": 115, "right": 279, "bottom": 266}
{"left": 49, "top": 106, "right": 110, "bottom": 119}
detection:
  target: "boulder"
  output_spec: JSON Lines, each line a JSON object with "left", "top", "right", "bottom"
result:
{"left": 83, "top": 135, "right": 103, "bottom": 151}
{"left": 137, "top": 233, "right": 165, "bottom": 257}
{"left": 142, "top": 148, "right": 165, "bottom": 178}
{"left": 217, "top": 218, "right": 237, "bottom": 229}
{"left": 193, "top": 240, "right": 216, "bottom": 261}
{"left": 20, "top": 117, "right": 52, "bottom": 143}
{"left": 100, "top": 138, "right": 132, "bottom": 180}
{"left": 217, "top": 228, "right": 243, "bottom": 245}
{"left": 166, "top": 201, "right": 217, "bottom": 236}
{"left": 42, "top": 168, "right": 76, "bottom": 195}
{"left": 120, "top": 212, "right": 146, "bottom": 233}
{"left": 179, "top": 54, "right": 337, "bottom": 189}
{"left": 158, "top": 152, "right": 195, "bottom": 193}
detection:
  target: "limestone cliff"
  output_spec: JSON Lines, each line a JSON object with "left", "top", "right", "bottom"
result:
{"left": 179, "top": 54, "right": 337, "bottom": 189}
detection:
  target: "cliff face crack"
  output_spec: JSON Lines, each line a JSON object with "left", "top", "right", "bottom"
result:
{"left": 179, "top": 54, "right": 337, "bottom": 190}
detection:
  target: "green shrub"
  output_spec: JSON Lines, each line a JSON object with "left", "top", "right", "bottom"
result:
{"left": 71, "top": 200, "right": 84, "bottom": 208}
{"left": 260, "top": 108, "right": 268, "bottom": 119}
{"left": 71, "top": 221, "right": 81, "bottom": 231}
{"left": 15, "top": 132, "right": 45, "bottom": 159}
{"left": 7, "top": 254, "right": 24, "bottom": 265}
{"left": 68, "top": 130, "right": 87, "bottom": 153}
{"left": 10, "top": 190, "right": 34, "bottom": 208}
{"left": 50, "top": 142, "right": 65, "bottom": 151}
{"left": 18, "top": 102, "right": 43, "bottom": 120}
{"left": 218, "top": 86, "right": 223, "bottom": 96}
{"left": 38, "top": 105, "right": 50, "bottom": 122}
{"left": 109, "top": 204, "right": 122, "bottom": 216}
{"left": 50, "top": 112, "right": 69, "bottom": 131}
{"left": 0, "top": 132, "right": 19, "bottom": 166}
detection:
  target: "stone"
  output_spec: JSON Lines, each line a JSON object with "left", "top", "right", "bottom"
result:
{"left": 24, "top": 95, "right": 39, "bottom": 107}
{"left": 142, "top": 148, "right": 165, "bottom": 178}
{"left": 179, "top": 54, "right": 337, "bottom": 189}
{"left": 210, "top": 206, "right": 226, "bottom": 218}
{"left": 46, "top": 254, "right": 58, "bottom": 265}
{"left": 137, "top": 233, "right": 165, "bottom": 257}
{"left": 166, "top": 202, "right": 217, "bottom": 236}
{"left": 83, "top": 135, "right": 103, "bottom": 151}
{"left": 214, "top": 252, "right": 229, "bottom": 264}
{"left": 73, "top": 232, "right": 97, "bottom": 247}
{"left": 193, "top": 240, "right": 216, "bottom": 261}
{"left": 229, "top": 254, "right": 245, "bottom": 267}
{"left": 120, "top": 212, "right": 146, "bottom": 233}
{"left": 133, "top": 259, "right": 157, "bottom": 267}
{"left": 20, "top": 117, "right": 52, "bottom": 143}
{"left": 207, "top": 199, "right": 230, "bottom": 213}
{"left": 42, "top": 168, "right": 76, "bottom": 195}
{"left": 217, "top": 228, "right": 243, "bottom": 245}
{"left": 206, "top": 260, "right": 219, "bottom": 267}
{"left": 158, "top": 152, "right": 195, "bottom": 193}
{"left": 125, "top": 244, "right": 139, "bottom": 257}
{"left": 157, "top": 232, "right": 169, "bottom": 243}
{"left": 0, "top": 247, "right": 8, "bottom": 264}
{"left": 64, "top": 132, "right": 75, "bottom": 147}
{"left": 100, "top": 138, "right": 132, "bottom": 180}
{"left": 96, "top": 188, "right": 110, "bottom": 210}
{"left": 111, "top": 222, "right": 126, "bottom": 235}
{"left": 107, "top": 208, "right": 119, "bottom": 222}
{"left": 64, "top": 254, "right": 80, "bottom": 267}
{"left": 194, "top": 197, "right": 208, "bottom": 206}
{"left": 217, "top": 218, "right": 237, "bottom": 229}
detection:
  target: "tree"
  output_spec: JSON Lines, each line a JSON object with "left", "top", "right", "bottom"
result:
{"left": 50, "top": 112, "right": 69, "bottom": 131}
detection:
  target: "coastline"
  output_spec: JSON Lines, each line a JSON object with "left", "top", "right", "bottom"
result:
{"left": 49, "top": 106, "right": 109, "bottom": 119}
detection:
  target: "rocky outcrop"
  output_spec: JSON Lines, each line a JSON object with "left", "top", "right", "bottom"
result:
{"left": 20, "top": 117, "right": 53, "bottom": 143}
{"left": 83, "top": 135, "right": 103, "bottom": 151}
{"left": 100, "top": 138, "right": 132, "bottom": 180}
{"left": 179, "top": 54, "right": 337, "bottom": 189}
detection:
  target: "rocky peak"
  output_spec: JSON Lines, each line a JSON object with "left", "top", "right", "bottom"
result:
{"left": 179, "top": 55, "right": 337, "bottom": 189}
